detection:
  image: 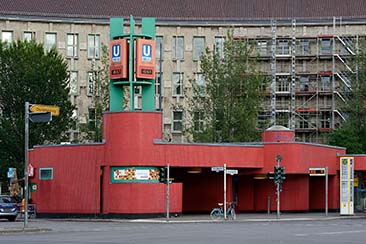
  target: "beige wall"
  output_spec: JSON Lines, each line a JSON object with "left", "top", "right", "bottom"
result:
{"left": 1, "top": 17, "right": 366, "bottom": 143}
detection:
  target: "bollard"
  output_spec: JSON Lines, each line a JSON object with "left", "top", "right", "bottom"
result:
{"left": 267, "top": 196, "right": 271, "bottom": 215}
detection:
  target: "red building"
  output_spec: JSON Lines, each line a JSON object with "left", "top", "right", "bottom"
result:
{"left": 28, "top": 111, "right": 366, "bottom": 217}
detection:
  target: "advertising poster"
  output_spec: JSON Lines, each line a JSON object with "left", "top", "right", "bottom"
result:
{"left": 340, "top": 157, "right": 354, "bottom": 215}
{"left": 111, "top": 167, "right": 160, "bottom": 183}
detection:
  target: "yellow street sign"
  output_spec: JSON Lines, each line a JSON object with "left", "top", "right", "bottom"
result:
{"left": 30, "top": 104, "right": 60, "bottom": 116}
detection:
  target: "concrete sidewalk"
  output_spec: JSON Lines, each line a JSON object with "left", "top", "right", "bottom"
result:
{"left": 131, "top": 212, "right": 366, "bottom": 223}
{"left": 0, "top": 212, "right": 365, "bottom": 233}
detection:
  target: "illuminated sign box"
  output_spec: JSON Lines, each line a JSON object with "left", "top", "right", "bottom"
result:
{"left": 136, "top": 39, "right": 156, "bottom": 79}
{"left": 309, "top": 167, "right": 326, "bottom": 176}
{"left": 109, "top": 39, "right": 128, "bottom": 80}
{"left": 111, "top": 166, "right": 160, "bottom": 183}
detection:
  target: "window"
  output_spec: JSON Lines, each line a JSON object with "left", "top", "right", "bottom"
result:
{"left": 194, "top": 111, "right": 205, "bottom": 131}
{"left": 69, "top": 71, "right": 78, "bottom": 95}
{"left": 320, "top": 111, "right": 331, "bottom": 128}
{"left": 173, "top": 72, "right": 183, "bottom": 96}
{"left": 173, "top": 110, "right": 183, "bottom": 132}
{"left": 67, "top": 33, "right": 78, "bottom": 58}
{"left": 23, "top": 31, "right": 35, "bottom": 42}
{"left": 173, "top": 36, "right": 184, "bottom": 60}
{"left": 214, "top": 36, "right": 225, "bottom": 58}
{"left": 45, "top": 33, "right": 57, "bottom": 51}
{"left": 193, "top": 37, "right": 205, "bottom": 61}
{"left": 256, "top": 40, "right": 268, "bottom": 56}
{"left": 299, "top": 40, "right": 310, "bottom": 55}
{"left": 39, "top": 168, "right": 53, "bottom": 180}
{"left": 156, "top": 36, "right": 163, "bottom": 60}
{"left": 277, "top": 40, "right": 289, "bottom": 55}
{"left": 88, "top": 107, "right": 96, "bottom": 130}
{"left": 320, "top": 76, "right": 331, "bottom": 91}
{"left": 195, "top": 73, "right": 205, "bottom": 95}
{"left": 299, "top": 76, "right": 310, "bottom": 91}
{"left": 320, "top": 39, "right": 332, "bottom": 55}
{"left": 1, "top": 31, "right": 13, "bottom": 43}
{"left": 155, "top": 72, "right": 163, "bottom": 97}
{"left": 87, "top": 72, "right": 95, "bottom": 96}
{"left": 277, "top": 76, "right": 289, "bottom": 92}
{"left": 88, "top": 34, "right": 100, "bottom": 59}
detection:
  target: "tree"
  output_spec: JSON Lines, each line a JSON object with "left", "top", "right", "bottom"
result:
{"left": 328, "top": 40, "right": 366, "bottom": 153}
{"left": 0, "top": 40, "right": 74, "bottom": 184}
{"left": 79, "top": 44, "right": 110, "bottom": 142}
{"left": 185, "top": 31, "right": 265, "bottom": 143}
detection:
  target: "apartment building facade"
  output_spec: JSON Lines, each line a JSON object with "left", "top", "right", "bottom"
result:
{"left": 1, "top": 0, "right": 366, "bottom": 143}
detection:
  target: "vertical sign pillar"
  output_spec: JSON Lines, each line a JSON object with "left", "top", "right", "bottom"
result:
{"left": 340, "top": 157, "right": 354, "bottom": 215}
{"left": 109, "top": 18, "right": 124, "bottom": 111}
{"left": 141, "top": 17, "right": 156, "bottom": 111}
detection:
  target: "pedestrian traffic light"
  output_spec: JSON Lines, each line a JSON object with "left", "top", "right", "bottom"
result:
{"left": 159, "top": 167, "right": 166, "bottom": 183}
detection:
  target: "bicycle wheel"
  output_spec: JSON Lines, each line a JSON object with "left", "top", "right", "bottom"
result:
{"left": 228, "top": 208, "right": 236, "bottom": 220}
{"left": 210, "top": 208, "right": 222, "bottom": 221}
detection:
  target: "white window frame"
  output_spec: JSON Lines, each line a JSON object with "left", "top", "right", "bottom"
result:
{"left": 45, "top": 32, "right": 57, "bottom": 52}
{"left": 194, "top": 111, "right": 205, "bottom": 132}
{"left": 173, "top": 36, "right": 184, "bottom": 60}
{"left": 320, "top": 76, "right": 331, "bottom": 91}
{"left": 299, "top": 39, "right": 310, "bottom": 55}
{"left": 277, "top": 40, "right": 290, "bottom": 55}
{"left": 69, "top": 71, "right": 78, "bottom": 95}
{"left": 87, "top": 34, "right": 100, "bottom": 59}
{"left": 172, "top": 72, "right": 183, "bottom": 96}
{"left": 172, "top": 110, "right": 183, "bottom": 133}
{"left": 195, "top": 72, "right": 205, "bottom": 95}
{"left": 67, "top": 33, "right": 79, "bottom": 58}
{"left": 156, "top": 36, "right": 163, "bottom": 60}
{"left": 320, "top": 39, "right": 332, "bottom": 55}
{"left": 193, "top": 36, "right": 205, "bottom": 61}
{"left": 87, "top": 71, "right": 95, "bottom": 96}
{"left": 1, "top": 31, "right": 13, "bottom": 43}
{"left": 23, "top": 31, "right": 35, "bottom": 42}
{"left": 214, "top": 36, "right": 225, "bottom": 58}
{"left": 256, "top": 40, "right": 268, "bottom": 56}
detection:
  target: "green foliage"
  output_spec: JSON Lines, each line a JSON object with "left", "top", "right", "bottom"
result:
{"left": 79, "top": 44, "right": 109, "bottom": 142}
{"left": 328, "top": 40, "right": 366, "bottom": 153}
{"left": 185, "top": 31, "right": 264, "bottom": 143}
{"left": 0, "top": 40, "right": 74, "bottom": 183}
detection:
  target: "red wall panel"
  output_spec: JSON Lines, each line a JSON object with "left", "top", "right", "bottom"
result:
{"left": 103, "top": 181, "right": 182, "bottom": 214}
{"left": 29, "top": 145, "right": 104, "bottom": 213}
{"left": 254, "top": 175, "right": 309, "bottom": 211}
{"left": 182, "top": 172, "right": 233, "bottom": 212}
{"left": 237, "top": 176, "right": 254, "bottom": 211}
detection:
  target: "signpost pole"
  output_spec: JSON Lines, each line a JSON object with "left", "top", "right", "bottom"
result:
{"left": 166, "top": 164, "right": 170, "bottom": 221}
{"left": 24, "top": 102, "right": 29, "bottom": 228}
{"left": 325, "top": 166, "right": 328, "bottom": 216}
{"left": 224, "top": 163, "right": 227, "bottom": 220}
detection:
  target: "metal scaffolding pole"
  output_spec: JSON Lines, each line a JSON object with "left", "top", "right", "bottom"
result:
{"left": 270, "top": 19, "right": 277, "bottom": 126}
{"left": 290, "top": 19, "right": 297, "bottom": 130}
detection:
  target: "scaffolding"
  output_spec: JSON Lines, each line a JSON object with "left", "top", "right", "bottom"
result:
{"left": 253, "top": 17, "right": 357, "bottom": 143}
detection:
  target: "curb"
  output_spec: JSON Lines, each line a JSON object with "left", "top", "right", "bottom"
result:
{"left": 0, "top": 227, "right": 52, "bottom": 233}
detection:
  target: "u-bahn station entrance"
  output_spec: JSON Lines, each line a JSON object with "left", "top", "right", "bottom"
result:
{"left": 28, "top": 17, "right": 366, "bottom": 217}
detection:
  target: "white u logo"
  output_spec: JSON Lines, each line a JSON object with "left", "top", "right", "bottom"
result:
{"left": 142, "top": 44, "right": 151, "bottom": 57}
{"left": 112, "top": 45, "right": 120, "bottom": 57}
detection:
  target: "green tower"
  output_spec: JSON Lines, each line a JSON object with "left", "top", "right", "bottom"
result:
{"left": 109, "top": 15, "right": 156, "bottom": 112}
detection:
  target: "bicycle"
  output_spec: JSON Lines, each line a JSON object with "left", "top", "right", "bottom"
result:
{"left": 210, "top": 202, "right": 236, "bottom": 221}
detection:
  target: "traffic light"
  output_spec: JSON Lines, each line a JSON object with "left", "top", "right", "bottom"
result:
{"left": 274, "top": 166, "right": 285, "bottom": 184}
{"left": 159, "top": 167, "right": 166, "bottom": 183}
